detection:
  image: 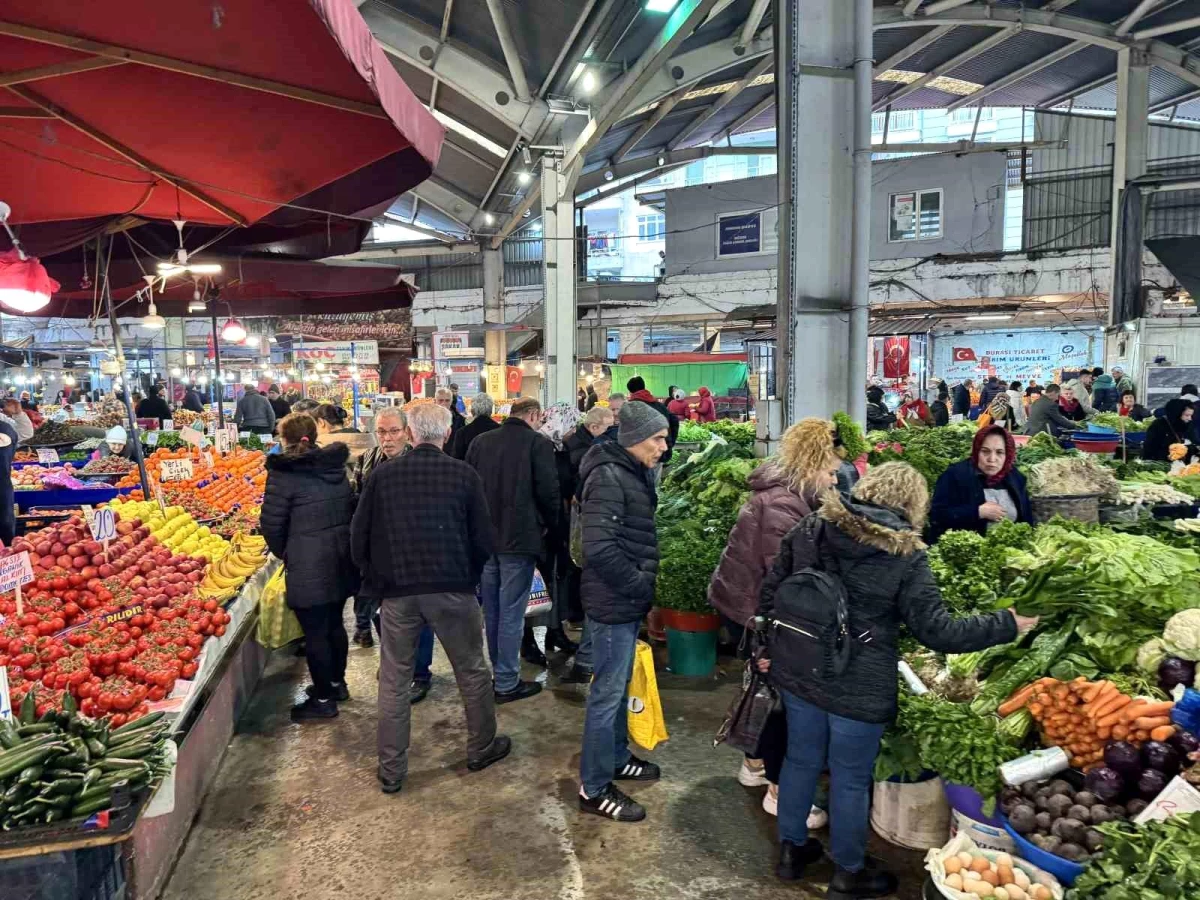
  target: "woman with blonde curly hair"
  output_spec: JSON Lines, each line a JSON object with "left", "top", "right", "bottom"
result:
{"left": 708, "top": 418, "right": 841, "bottom": 820}
{"left": 757, "top": 462, "right": 1036, "bottom": 897}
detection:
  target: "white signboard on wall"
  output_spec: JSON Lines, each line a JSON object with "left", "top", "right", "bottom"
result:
{"left": 932, "top": 329, "right": 1100, "bottom": 385}
{"left": 294, "top": 341, "right": 379, "bottom": 366}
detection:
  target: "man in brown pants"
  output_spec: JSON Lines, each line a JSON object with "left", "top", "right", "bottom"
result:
{"left": 351, "top": 403, "right": 511, "bottom": 793}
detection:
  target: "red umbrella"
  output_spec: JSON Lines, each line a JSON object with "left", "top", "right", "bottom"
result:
{"left": 0, "top": 0, "right": 443, "bottom": 230}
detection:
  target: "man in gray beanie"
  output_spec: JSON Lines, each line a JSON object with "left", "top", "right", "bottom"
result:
{"left": 574, "top": 401, "right": 668, "bottom": 823}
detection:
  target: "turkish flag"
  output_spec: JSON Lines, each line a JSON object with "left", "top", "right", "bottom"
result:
{"left": 883, "top": 336, "right": 910, "bottom": 379}
{"left": 953, "top": 347, "right": 978, "bottom": 362}
{"left": 506, "top": 366, "right": 524, "bottom": 394}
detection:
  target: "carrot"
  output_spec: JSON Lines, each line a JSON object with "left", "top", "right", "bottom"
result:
{"left": 1120, "top": 700, "right": 1152, "bottom": 722}
{"left": 1028, "top": 702, "right": 1045, "bottom": 718}
{"left": 1135, "top": 729, "right": 1150, "bottom": 742}
{"left": 1091, "top": 693, "right": 1132, "bottom": 719}
{"left": 1112, "top": 724, "right": 1130, "bottom": 740}
{"left": 1079, "top": 681, "right": 1104, "bottom": 702}
{"left": 1130, "top": 701, "right": 1173, "bottom": 720}
{"left": 1097, "top": 726, "right": 1112, "bottom": 740}
{"left": 1096, "top": 711, "right": 1125, "bottom": 728}
{"left": 1087, "top": 681, "right": 1118, "bottom": 707}
{"left": 1150, "top": 725, "right": 1177, "bottom": 742}
{"left": 999, "top": 684, "right": 1038, "bottom": 717}
{"left": 1132, "top": 716, "right": 1173, "bottom": 731}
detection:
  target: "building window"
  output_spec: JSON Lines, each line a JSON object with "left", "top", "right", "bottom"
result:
{"left": 950, "top": 106, "right": 994, "bottom": 125}
{"left": 871, "top": 110, "right": 916, "bottom": 135}
{"left": 637, "top": 213, "right": 665, "bottom": 242}
{"left": 888, "top": 189, "right": 943, "bottom": 242}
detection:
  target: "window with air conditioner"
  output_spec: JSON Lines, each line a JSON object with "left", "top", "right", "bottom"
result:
{"left": 888, "top": 189, "right": 943, "bottom": 242}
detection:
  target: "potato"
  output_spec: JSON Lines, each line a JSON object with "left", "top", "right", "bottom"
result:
{"left": 966, "top": 882, "right": 995, "bottom": 898}
{"left": 945, "top": 873, "right": 964, "bottom": 890}
{"left": 945, "top": 856, "right": 963, "bottom": 875}
{"left": 997, "top": 864, "right": 1015, "bottom": 886}
{"left": 981, "top": 869, "right": 999, "bottom": 886}
{"left": 994, "top": 853, "right": 1014, "bottom": 869}
{"left": 970, "top": 856, "right": 992, "bottom": 874}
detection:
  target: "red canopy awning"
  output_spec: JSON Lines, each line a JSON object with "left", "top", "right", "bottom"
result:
{"left": 43, "top": 257, "right": 414, "bottom": 318}
{"left": 0, "top": 0, "right": 443, "bottom": 231}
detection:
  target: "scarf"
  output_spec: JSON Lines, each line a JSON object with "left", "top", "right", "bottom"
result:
{"left": 971, "top": 424, "right": 1016, "bottom": 488}
{"left": 538, "top": 401, "right": 581, "bottom": 450}
{"left": 1058, "top": 395, "right": 1080, "bottom": 415}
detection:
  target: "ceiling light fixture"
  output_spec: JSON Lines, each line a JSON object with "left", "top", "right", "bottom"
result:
{"left": 579, "top": 70, "right": 597, "bottom": 94}
{"left": 645, "top": 0, "right": 678, "bottom": 11}
{"left": 220, "top": 317, "right": 247, "bottom": 342}
{"left": 517, "top": 171, "right": 531, "bottom": 185}
{"left": 964, "top": 314, "right": 1013, "bottom": 321}
{"left": 242, "top": 334, "right": 260, "bottom": 348}
{"left": 484, "top": 212, "right": 495, "bottom": 226}
{"left": 0, "top": 201, "right": 58, "bottom": 313}
{"left": 142, "top": 302, "right": 166, "bottom": 330}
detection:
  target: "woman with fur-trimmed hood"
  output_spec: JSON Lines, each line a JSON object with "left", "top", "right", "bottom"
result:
{"left": 757, "top": 463, "right": 1036, "bottom": 897}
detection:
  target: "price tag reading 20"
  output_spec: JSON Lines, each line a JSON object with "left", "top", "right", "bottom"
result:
{"left": 159, "top": 458, "right": 194, "bottom": 482}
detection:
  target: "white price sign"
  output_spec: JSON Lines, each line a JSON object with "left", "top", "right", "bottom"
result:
{"left": 162, "top": 419, "right": 173, "bottom": 432}
{"left": 225, "top": 423, "right": 238, "bottom": 447}
{"left": 179, "top": 426, "right": 204, "bottom": 448}
{"left": 0, "top": 551, "right": 34, "bottom": 617}
{"left": 36, "top": 448, "right": 59, "bottom": 464}
{"left": 159, "top": 458, "right": 194, "bottom": 482}
{"left": 145, "top": 431, "right": 158, "bottom": 446}
{"left": 88, "top": 507, "right": 117, "bottom": 542}
{"left": 214, "top": 430, "right": 232, "bottom": 454}
{"left": 202, "top": 451, "right": 215, "bottom": 469}
{"left": 0, "top": 667, "right": 10, "bottom": 722}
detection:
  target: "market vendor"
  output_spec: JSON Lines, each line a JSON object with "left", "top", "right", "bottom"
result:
{"left": 896, "top": 392, "right": 933, "bottom": 427}
{"left": 929, "top": 424, "right": 1032, "bottom": 541}
{"left": 99, "top": 425, "right": 137, "bottom": 460}
{"left": 2, "top": 398, "right": 34, "bottom": 444}
{"left": 1143, "top": 399, "right": 1197, "bottom": 464}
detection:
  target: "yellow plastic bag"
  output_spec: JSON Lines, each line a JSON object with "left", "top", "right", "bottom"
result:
{"left": 256, "top": 567, "right": 304, "bottom": 650}
{"left": 627, "top": 640, "right": 668, "bottom": 751}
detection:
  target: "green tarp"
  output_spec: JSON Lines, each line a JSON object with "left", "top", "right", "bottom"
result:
{"left": 608, "top": 362, "right": 748, "bottom": 398}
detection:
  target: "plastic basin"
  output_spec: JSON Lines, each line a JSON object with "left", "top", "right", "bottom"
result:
{"left": 942, "top": 782, "right": 1003, "bottom": 827}
{"left": 1086, "top": 423, "right": 1117, "bottom": 434}
{"left": 664, "top": 627, "right": 716, "bottom": 676}
{"left": 1075, "top": 441, "right": 1118, "bottom": 454}
{"left": 998, "top": 812, "right": 1086, "bottom": 886}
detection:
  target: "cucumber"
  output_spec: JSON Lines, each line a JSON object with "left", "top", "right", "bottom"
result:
{"left": 16, "top": 723, "right": 55, "bottom": 737}
{"left": 3, "top": 782, "right": 29, "bottom": 804}
{"left": 96, "top": 758, "right": 148, "bottom": 773}
{"left": 0, "top": 745, "right": 63, "bottom": 781}
{"left": 70, "top": 793, "right": 113, "bottom": 817}
{"left": 0, "top": 721, "right": 19, "bottom": 750}
{"left": 17, "top": 765, "right": 44, "bottom": 785}
{"left": 85, "top": 738, "right": 107, "bottom": 758}
{"left": 109, "top": 712, "right": 164, "bottom": 739}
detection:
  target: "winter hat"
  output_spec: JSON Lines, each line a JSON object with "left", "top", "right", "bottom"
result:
{"left": 618, "top": 400, "right": 668, "bottom": 448}
{"left": 106, "top": 425, "right": 127, "bottom": 445}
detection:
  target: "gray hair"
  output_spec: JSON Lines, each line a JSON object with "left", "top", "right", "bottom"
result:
{"left": 291, "top": 398, "right": 319, "bottom": 414}
{"left": 583, "top": 406, "right": 612, "bottom": 427}
{"left": 607, "top": 392, "right": 625, "bottom": 402}
{"left": 408, "top": 403, "right": 452, "bottom": 445}
{"left": 376, "top": 406, "right": 406, "bottom": 427}
{"left": 434, "top": 386, "right": 453, "bottom": 401}
{"left": 470, "top": 393, "right": 494, "bottom": 418}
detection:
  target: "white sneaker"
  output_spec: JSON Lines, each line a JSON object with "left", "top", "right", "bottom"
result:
{"left": 807, "top": 806, "right": 829, "bottom": 829}
{"left": 762, "top": 784, "right": 778, "bottom": 816}
{"left": 738, "top": 759, "right": 769, "bottom": 787}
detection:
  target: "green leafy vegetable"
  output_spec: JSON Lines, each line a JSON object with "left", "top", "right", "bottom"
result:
{"left": 833, "top": 411, "right": 870, "bottom": 462}
{"left": 970, "top": 623, "right": 1076, "bottom": 715}
{"left": 1017, "top": 431, "right": 1069, "bottom": 468}
{"left": 1066, "top": 813, "right": 1200, "bottom": 900}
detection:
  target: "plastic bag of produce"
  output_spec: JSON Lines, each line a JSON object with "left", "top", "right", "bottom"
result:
{"left": 627, "top": 640, "right": 668, "bottom": 751}
{"left": 256, "top": 567, "right": 303, "bottom": 650}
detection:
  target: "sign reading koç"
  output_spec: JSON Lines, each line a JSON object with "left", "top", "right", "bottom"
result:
{"left": 294, "top": 341, "right": 379, "bottom": 366}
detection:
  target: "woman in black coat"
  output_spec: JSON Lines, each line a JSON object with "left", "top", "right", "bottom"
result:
{"left": 758, "top": 463, "right": 1034, "bottom": 897}
{"left": 1143, "top": 398, "right": 1197, "bottom": 464}
{"left": 261, "top": 413, "right": 360, "bottom": 721}
{"left": 928, "top": 425, "right": 1033, "bottom": 542}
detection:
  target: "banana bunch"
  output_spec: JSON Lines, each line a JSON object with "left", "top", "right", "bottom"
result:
{"left": 231, "top": 532, "right": 266, "bottom": 555}
{"left": 196, "top": 547, "right": 263, "bottom": 599}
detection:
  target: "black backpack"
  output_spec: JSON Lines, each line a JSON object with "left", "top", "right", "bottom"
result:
{"left": 768, "top": 521, "right": 872, "bottom": 680}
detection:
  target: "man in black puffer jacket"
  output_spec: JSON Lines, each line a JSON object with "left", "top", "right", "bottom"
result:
{"left": 576, "top": 401, "right": 668, "bottom": 824}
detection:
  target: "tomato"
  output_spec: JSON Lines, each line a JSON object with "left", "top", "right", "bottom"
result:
{"left": 109, "top": 713, "right": 127, "bottom": 727}
{"left": 214, "top": 625, "right": 225, "bottom": 637}
{"left": 181, "top": 662, "right": 198, "bottom": 679}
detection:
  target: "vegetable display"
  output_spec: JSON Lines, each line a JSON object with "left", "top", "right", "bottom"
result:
{"left": 1066, "top": 813, "right": 1200, "bottom": 899}
{"left": 936, "top": 845, "right": 1057, "bottom": 900}
{"left": 1027, "top": 457, "right": 1120, "bottom": 500}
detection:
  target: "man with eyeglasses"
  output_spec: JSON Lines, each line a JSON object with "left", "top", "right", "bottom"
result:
{"left": 350, "top": 407, "right": 437, "bottom": 703}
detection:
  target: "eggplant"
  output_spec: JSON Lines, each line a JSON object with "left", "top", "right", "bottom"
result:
{"left": 1137, "top": 768, "right": 1169, "bottom": 801}
{"left": 1158, "top": 657, "right": 1196, "bottom": 694}
{"left": 1084, "top": 766, "right": 1125, "bottom": 804}
{"left": 1104, "top": 741, "right": 1143, "bottom": 782}
{"left": 1141, "top": 741, "right": 1182, "bottom": 778}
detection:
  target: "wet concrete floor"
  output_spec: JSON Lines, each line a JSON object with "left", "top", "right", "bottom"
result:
{"left": 162, "top": 621, "right": 929, "bottom": 900}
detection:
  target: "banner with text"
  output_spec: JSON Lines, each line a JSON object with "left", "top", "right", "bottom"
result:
{"left": 932, "top": 329, "right": 1099, "bottom": 385}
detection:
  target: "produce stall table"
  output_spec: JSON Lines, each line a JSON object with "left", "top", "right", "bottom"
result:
{"left": 0, "top": 559, "right": 279, "bottom": 900}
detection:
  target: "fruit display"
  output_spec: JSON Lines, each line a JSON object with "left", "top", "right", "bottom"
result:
{"left": 78, "top": 457, "right": 136, "bottom": 476}
{"left": 118, "top": 447, "right": 266, "bottom": 515}
{"left": 66, "top": 412, "right": 123, "bottom": 430}
{"left": 167, "top": 408, "right": 209, "bottom": 428}
{"left": 195, "top": 534, "right": 267, "bottom": 603}
{"left": 0, "top": 701, "right": 172, "bottom": 829}
{"left": 106, "top": 499, "right": 230, "bottom": 562}
{"left": 13, "top": 465, "right": 84, "bottom": 488}
{"left": 210, "top": 508, "right": 259, "bottom": 539}
{"left": 72, "top": 437, "right": 103, "bottom": 451}
{"left": 26, "top": 421, "right": 85, "bottom": 447}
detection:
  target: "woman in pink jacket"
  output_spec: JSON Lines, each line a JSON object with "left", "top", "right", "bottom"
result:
{"left": 695, "top": 386, "right": 717, "bottom": 422}
{"left": 708, "top": 418, "right": 841, "bottom": 823}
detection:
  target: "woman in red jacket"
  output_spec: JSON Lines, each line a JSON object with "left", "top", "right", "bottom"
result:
{"left": 708, "top": 418, "right": 841, "bottom": 825}
{"left": 695, "top": 386, "right": 716, "bottom": 422}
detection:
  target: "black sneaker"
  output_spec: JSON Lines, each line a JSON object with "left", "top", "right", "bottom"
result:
{"left": 615, "top": 756, "right": 660, "bottom": 781}
{"left": 467, "top": 734, "right": 512, "bottom": 772}
{"left": 290, "top": 696, "right": 337, "bottom": 721}
{"left": 579, "top": 783, "right": 646, "bottom": 822}
{"left": 353, "top": 628, "right": 374, "bottom": 648}
{"left": 495, "top": 680, "right": 542, "bottom": 704}
{"left": 777, "top": 838, "right": 824, "bottom": 881}
{"left": 377, "top": 768, "right": 403, "bottom": 795}
{"left": 559, "top": 664, "right": 593, "bottom": 684}
{"left": 410, "top": 680, "right": 431, "bottom": 704}
{"left": 306, "top": 683, "right": 350, "bottom": 702}
{"left": 827, "top": 857, "right": 898, "bottom": 900}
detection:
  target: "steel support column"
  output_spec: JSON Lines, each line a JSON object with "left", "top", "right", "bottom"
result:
{"left": 541, "top": 157, "right": 577, "bottom": 406}
{"left": 1110, "top": 47, "right": 1149, "bottom": 324}
{"left": 483, "top": 248, "right": 507, "bottom": 369}
{"left": 775, "top": 0, "right": 857, "bottom": 424}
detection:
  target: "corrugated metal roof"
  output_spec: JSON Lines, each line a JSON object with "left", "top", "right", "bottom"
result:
{"left": 869, "top": 317, "right": 942, "bottom": 336}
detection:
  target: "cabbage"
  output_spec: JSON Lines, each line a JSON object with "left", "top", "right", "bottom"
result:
{"left": 1163, "top": 609, "right": 1200, "bottom": 661}
{"left": 1138, "top": 637, "right": 1169, "bottom": 674}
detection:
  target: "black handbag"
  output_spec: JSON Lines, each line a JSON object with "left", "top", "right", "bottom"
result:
{"left": 714, "top": 623, "right": 778, "bottom": 754}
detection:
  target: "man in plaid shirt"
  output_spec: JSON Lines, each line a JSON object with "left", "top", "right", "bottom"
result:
{"left": 351, "top": 403, "right": 511, "bottom": 793}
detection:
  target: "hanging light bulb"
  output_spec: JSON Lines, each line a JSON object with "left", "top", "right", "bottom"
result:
{"left": 169, "top": 367, "right": 181, "bottom": 377}
{"left": 142, "top": 301, "right": 166, "bottom": 330}
{"left": 242, "top": 334, "right": 260, "bottom": 348}
{"left": 220, "top": 317, "right": 247, "bottom": 342}
{"left": 197, "top": 375, "right": 208, "bottom": 386}
{"left": 0, "top": 202, "right": 58, "bottom": 313}
{"left": 63, "top": 375, "right": 76, "bottom": 386}
{"left": 314, "top": 361, "right": 326, "bottom": 372}
{"left": 535, "top": 363, "right": 544, "bottom": 374}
